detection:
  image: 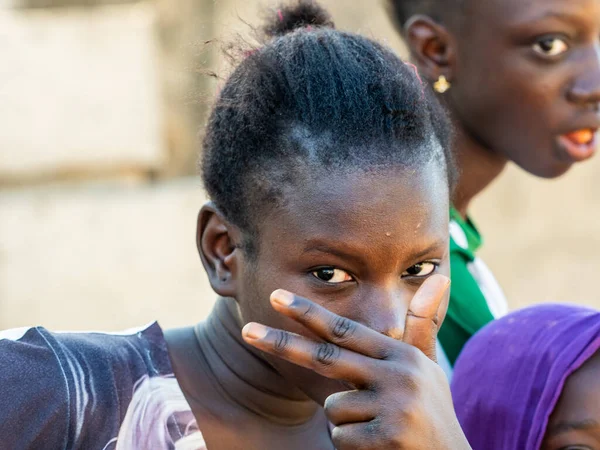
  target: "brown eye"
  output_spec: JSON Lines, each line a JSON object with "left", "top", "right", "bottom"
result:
{"left": 402, "top": 262, "right": 437, "bottom": 278}
{"left": 311, "top": 268, "right": 353, "bottom": 283}
{"left": 533, "top": 38, "right": 569, "bottom": 57}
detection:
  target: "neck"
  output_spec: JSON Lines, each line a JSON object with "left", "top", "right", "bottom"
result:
{"left": 451, "top": 125, "right": 508, "bottom": 218}
{"left": 196, "top": 297, "right": 320, "bottom": 425}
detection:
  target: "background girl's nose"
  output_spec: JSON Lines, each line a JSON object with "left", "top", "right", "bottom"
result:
{"left": 568, "top": 45, "right": 600, "bottom": 107}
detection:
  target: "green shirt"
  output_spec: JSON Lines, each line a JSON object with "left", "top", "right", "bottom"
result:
{"left": 439, "top": 207, "right": 508, "bottom": 366}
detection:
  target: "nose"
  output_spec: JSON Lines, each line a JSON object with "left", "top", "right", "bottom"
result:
{"left": 356, "top": 285, "right": 410, "bottom": 341}
{"left": 568, "top": 43, "right": 600, "bottom": 107}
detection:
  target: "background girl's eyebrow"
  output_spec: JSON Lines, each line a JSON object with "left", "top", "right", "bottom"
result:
{"left": 512, "top": 10, "right": 588, "bottom": 27}
{"left": 546, "top": 419, "right": 600, "bottom": 438}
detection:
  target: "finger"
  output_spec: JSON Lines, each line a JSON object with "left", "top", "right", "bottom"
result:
{"left": 242, "top": 323, "right": 374, "bottom": 386}
{"left": 331, "top": 421, "right": 389, "bottom": 450}
{"left": 324, "top": 390, "right": 377, "bottom": 426}
{"left": 437, "top": 279, "right": 450, "bottom": 327}
{"left": 269, "top": 289, "right": 392, "bottom": 360}
{"left": 403, "top": 274, "right": 450, "bottom": 362}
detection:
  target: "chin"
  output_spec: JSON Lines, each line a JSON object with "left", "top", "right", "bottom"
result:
{"left": 515, "top": 160, "right": 573, "bottom": 179}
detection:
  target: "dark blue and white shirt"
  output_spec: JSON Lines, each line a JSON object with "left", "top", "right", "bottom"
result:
{"left": 0, "top": 323, "right": 205, "bottom": 450}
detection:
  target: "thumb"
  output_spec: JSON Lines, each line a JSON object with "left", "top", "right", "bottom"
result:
{"left": 403, "top": 274, "right": 450, "bottom": 362}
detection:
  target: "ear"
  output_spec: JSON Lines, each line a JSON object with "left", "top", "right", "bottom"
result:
{"left": 403, "top": 15, "right": 456, "bottom": 83}
{"left": 197, "top": 202, "right": 242, "bottom": 298}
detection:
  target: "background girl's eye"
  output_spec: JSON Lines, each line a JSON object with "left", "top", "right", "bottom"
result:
{"left": 402, "top": 262, "right": 437, "bottom": 278}
{"left": 311, "top": 268, "right": 353, "bottom": 284}
{"left": 533, "top": 38, "right": 569, "bottom": 57}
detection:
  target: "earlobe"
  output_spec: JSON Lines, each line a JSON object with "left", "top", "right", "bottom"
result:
{"left": 404, "top": 15, "right": 455, "bottom": 84}
{"left": 197, "top": 202, "right": 240, "bottom": 298}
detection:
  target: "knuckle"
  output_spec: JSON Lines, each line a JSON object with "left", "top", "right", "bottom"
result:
{"left": 329, "top": 316, "right": 356, "bottom": 341}
{"left": 323, "top": 392, "right": 341, "bottom": 412}
{"left": 404, "top": 344, "right": 421, "bottom": 363}
{"left": 398, "top": 404, "right": 418, "bottom": 425}
{"left": 272, "top": 330, "right": 291, "bottom": 354}
{"left": 378, "top": 343, "right": 399, "bottom": 360}
{"left": 331, "top": 427, "right": 354, "bottom": 450}
{"left": 364, "top": 419, "right": 381, "bottom": 436}
{"left": 300, "top": 301, "right": 317, "bottom": 322}
{"left": 377, "top": 423, "right": 407, "bottom": 449}
{"left": 398, "top": 366, "right": 421, "bottom": 393}
{"left": 314, "top": 342, "right": 340, "bottom": 367}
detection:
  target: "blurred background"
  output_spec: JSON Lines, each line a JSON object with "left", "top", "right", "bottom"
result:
{"left": 1, "top": 0, "right": 598, "bottom": 331}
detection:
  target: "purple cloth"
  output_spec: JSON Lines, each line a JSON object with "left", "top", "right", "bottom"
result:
{"left": 451, "top": 303, "right": 600, "bottom": 450}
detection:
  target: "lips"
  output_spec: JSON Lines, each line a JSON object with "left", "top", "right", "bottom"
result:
{"left": 557, "top": 128, "right": 597, "bottom": 162}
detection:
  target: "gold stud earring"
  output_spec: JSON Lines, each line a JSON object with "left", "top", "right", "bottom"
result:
{"left": 433, "top": 75, "right": 451, "bottom": 94}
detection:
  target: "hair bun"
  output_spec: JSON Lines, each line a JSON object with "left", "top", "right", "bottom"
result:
{"left": 263, "top": 0, "right": 335, "bottom": 38}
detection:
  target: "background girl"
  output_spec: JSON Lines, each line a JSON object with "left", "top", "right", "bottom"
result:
{"left": 388, "top": 0, "right": 600, "bottom": 365}
{"left": 451, "top": 304, "right": 600, "bottom": 450}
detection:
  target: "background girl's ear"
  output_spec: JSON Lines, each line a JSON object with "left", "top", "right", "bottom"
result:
{"left": 196, "top": 203, "right": 240, "bottom": 298}
{"left": 403, "top": 15, "right": 456, "bottom": 84}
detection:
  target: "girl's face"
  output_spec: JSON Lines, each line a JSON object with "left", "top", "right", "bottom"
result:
{"left": 234, "top": 162, "right": 450, "bottom": 404}
{"left": 447, "top": 0, "right": 600, "bottom": 178}
{"left": 542, "top": 351, "right": 600, "bottom": 450}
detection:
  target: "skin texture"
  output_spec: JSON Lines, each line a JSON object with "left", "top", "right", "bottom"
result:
{"left": 166, "top": 163, "right": 471, "bottom": 449}
{"left": 403, "top": 0, "right": 600, "bottom": 215}
{"left": 542, "top": 351, "right": 600, "bottom": 450}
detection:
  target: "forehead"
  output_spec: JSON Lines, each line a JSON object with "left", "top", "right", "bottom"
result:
{"left": 469, "top": 0, "right": 599, "bottom": 23}
{"left": 558, "top": 351, "right": 600, "bottom": 404}
{"left": 258, "top": 164, "right": 449, "bottom": 256}
{"left": 548, "top": 351, "right": 600, "bottom": 425}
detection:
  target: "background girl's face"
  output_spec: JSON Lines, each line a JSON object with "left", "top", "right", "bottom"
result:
{"left": 542, "top": 351, "right": 600, "bottom": 450}
{"left": 234, "top": 161, "right": 450, "bottom": 404}
{"left": 447, "top": 0, "right": 600, "bottom": 178}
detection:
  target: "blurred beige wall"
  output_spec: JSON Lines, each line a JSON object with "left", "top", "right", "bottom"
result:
{"left": 0, "top": 0, "right": 598, "bottom": 332}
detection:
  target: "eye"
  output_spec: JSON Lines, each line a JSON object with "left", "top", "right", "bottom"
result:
{"left": 533, "top": 37, "right": 569, "bottom": 57}
{"left": 558, "top": 446, "right": 593, "bottom": 450}
{"left": 402, "top": 262, "right": 438, "bottom": 278}
{"left": 311, "top": 267, "right": 353, "bottom": 284}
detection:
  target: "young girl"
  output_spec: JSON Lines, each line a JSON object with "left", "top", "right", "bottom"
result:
{"left": 0, "top": 2, "right": 470, "bottom": 449}
{"left": 451, "top": 304, "right": 600, "bottom": 450}
{"left": 387, "top": 0, "right": 600, "bottom": 366}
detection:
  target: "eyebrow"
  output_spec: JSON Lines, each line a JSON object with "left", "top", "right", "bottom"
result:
{"left": 408, "top": 240, "right": 447, "bottom": 262}
{"left": 546, "top": 419, "right": 600, "bottom": 438}
{"left": 302, "top": 239, "right": 447, "bottom": 265}
{"left": 302, "top": 242, "right": 366, "bottom": 266}
{"left": 515, "top": 10, "right": 586, "bottom": 26}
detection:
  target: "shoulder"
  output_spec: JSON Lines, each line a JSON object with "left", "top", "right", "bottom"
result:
{"left": 0, "top": 322, "right": 178, "bottom": 449}
{"left": 0, "top": 325, "right": 68, "bottom": 384}
{"left": 50, "top": 322, "right": 172, "bottom": 374}
{"left": 0, "top": 326, "right": 72, "bottom": 448}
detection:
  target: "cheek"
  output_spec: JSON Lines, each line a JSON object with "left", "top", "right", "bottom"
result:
{"left": 454, "top": 45, "right": 559, "bottom": 128}
{"left": 238, "top": 265, "right": 320, "bottom": 335}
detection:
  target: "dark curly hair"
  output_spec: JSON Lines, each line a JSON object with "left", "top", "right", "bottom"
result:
{"left": 201, "top": 0, "right": 454, "bottom": 255}
{"left": 386, "top": 0, "right": 465, "bottom": 29}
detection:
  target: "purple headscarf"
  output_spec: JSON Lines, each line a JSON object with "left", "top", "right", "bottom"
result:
{"left": 451, "top": 303, "right": 600, "bottom": 450}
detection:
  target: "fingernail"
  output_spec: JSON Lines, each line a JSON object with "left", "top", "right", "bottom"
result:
{"left": 270, "top": 289, "right": 294, "bottom": 308}
{"left": 242, "top": 323, "right": 268, "bottom": 340}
